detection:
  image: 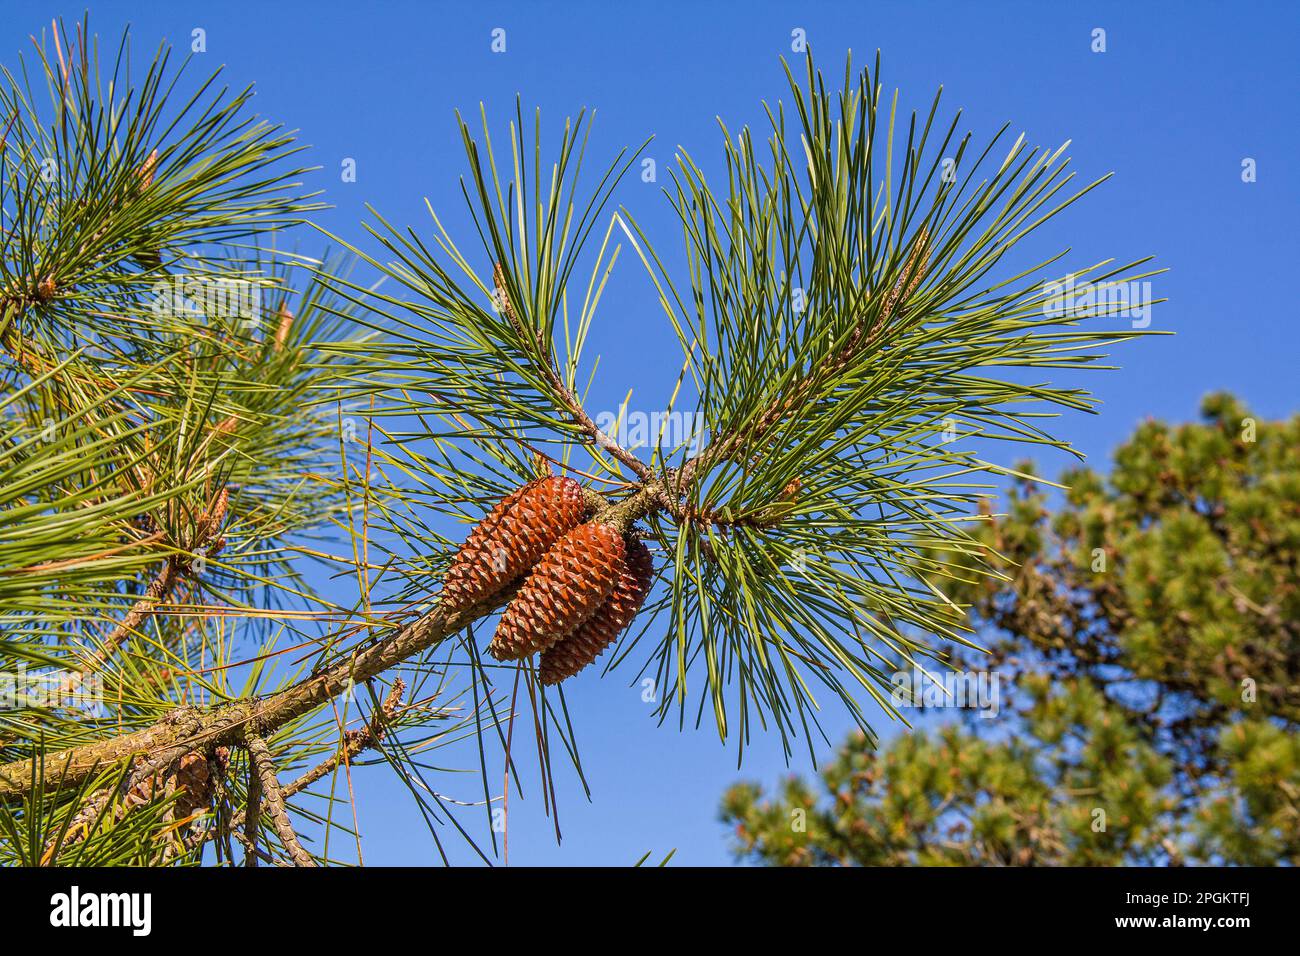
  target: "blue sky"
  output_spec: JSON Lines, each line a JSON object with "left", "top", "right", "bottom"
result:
{"left": 15, "top": 0, "right": 1297, "bottom": 864}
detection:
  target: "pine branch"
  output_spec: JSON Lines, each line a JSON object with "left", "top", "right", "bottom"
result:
{"left": 216, "top": 680, "right": 405, "bottom": 840}
{"left": 54, "top": 487, "right": 229, "bottom": 689}
{"left": 64, "top": 558, "right": 180, "bottom": 678}
{"left": 0, "top": 492, "right": 660, "bottom": 802}
{"left": 677, "top": 228, "right": 934, "bottom": 493}
{"left": 44, "top": 745, "right": 226, "bottom": 863}
{"left": 243, "top": 753, "right": 262, "bottom": 868}
{"left": 45, "top": 750, "right": 174, "bottom": 856}
{"left": 245, "top": 733, "right": 315, "bottom": 867}
{"left": 494, "top": 262, "right": 653, "bottom": 481}
{"left": 0, "top": 593, "right": 492, "bottom": 800}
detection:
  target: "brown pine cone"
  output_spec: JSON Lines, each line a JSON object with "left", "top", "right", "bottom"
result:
{"left": 540, "top": 536, "right": 654, "bottom": 685}
{"left": 58, "top": 747, "right": 229, "bottom": 855}
{"left": 169, "top": 748, "right": 226, "bottom": 823}
{"left": 489, "top": 521, "right": 626, "bottom": 661}
{"left": 442, "top": 476, "right": 586, "bottom": 613}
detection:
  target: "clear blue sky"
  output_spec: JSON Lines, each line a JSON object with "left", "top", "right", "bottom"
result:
{"left": 14, "top": 0, "right": 1297, "bottom": 864}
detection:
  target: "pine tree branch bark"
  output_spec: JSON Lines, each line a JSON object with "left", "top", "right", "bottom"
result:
{"left": 215, "top": 680, "right": 404, "bottom": 842}
{"left": 245, "top": 733, "right": 315, "bottom": 867}
{"left": 242, "top": 751, "right": 262, "bottom": 868}
{"left": 0, "top": 599, "right": 467, "bottom": 799}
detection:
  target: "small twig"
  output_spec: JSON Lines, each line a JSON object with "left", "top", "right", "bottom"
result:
{"left": 245, "top": 733, "right": 316, "bottom": 867}
{"left": 681, "top": 229, "right": 932, "bottom": 485}
{"left": 63, "top": 557, "right": 180, "bottom": 686}
{"left": 62, "top": 485, "right": 229, "bottom": 690}
{"left": 232, "top": 828, "right": 277, "bottom": 866}
{"left": 494, "top": 262, "right": 653, "bottom": 481}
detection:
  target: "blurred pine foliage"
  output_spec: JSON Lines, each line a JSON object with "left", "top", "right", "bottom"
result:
{"left": 722, "top": 395, "right": 1299, "bottom": 865}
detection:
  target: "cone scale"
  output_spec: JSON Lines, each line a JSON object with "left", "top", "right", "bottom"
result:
{"left": 489, "top": 521, "right": 626, "bottom": 661}
{"left": 540, "top": 536, "right": 654, "bottom": 685}
{"left": 441, "top": 476, "right": 586, "bottom": 614}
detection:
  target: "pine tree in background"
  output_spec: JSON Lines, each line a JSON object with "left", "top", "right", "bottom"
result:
{"left": 1, "top": 18, "right": 1161, "bottom": 865}
{"left": 721, "top": 396, "right": 1299, "bottom": 865}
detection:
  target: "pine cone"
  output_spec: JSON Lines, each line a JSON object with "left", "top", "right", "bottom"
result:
{"left": 122, "top": 748, "right": 225, "bottom": 822}
{"left": 489, "top": 522, "right": 626, "bottom": 661}
{"left": 59, "top": 747, "right": 229, "bottom": 854}
{"left": 137, "top": 148, "right": 159, "bottom": 191}
{"left": 168, "top": 749, "right": 225, "bottom": 823}
{"left": 442, "top": 476, "right": 586, "bottom": 614}
{"left": 540, "top": 536, "right": 654, "bottom": 684}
